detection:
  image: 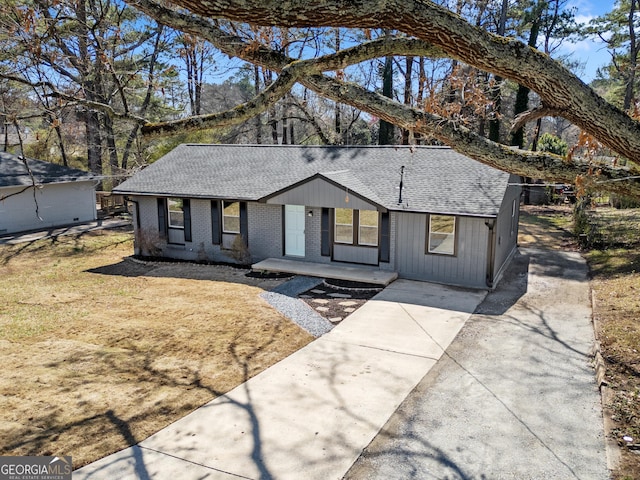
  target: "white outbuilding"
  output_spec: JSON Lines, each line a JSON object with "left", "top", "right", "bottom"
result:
{"left": 0, "top": 152, "right": 97, "bottom": 235}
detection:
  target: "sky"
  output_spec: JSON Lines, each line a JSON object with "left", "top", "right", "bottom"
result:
{"left": 561, "top": 0, "right": 617, "bottom": 82}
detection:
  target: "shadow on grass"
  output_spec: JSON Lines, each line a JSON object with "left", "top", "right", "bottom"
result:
{"left": 586, "top": 247, "right": 640, "bottom": 278}
{"left": 0, "top": 226, "right": 132, "bottom": 266}
{"left": 3, "top": 316, "right": 286, "bottom": 479}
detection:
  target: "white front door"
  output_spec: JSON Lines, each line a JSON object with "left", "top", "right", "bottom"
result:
{"left": 285, "top": 205, "right": 305, "bottom": 257}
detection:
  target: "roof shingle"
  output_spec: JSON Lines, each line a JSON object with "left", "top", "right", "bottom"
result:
{"left": 114, "top": 144, "right": 512, "bottom": 216}
{"left": 0, "top": 152, "right": 96, "bottom": 188}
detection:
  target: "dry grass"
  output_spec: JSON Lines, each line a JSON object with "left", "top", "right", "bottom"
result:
{"left": 517, "top": 205, "right": 577, "bottom": 250}
{"left": 0, "top": 228, "right": 313, "bottom": 468}
{"left": 584, "top": 209, "right": 640, "bottom": 480}
{"left": 520, "top": 205, "right": 640, "bottom": 480}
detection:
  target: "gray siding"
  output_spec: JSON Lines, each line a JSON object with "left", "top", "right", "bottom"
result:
{"left": 334, "top": 244, "right": 378, "bottom": 265}
{"left": 265, "top": 177, "right": 377, "bottom": 210}
{"left": 492, "top": 178, "right": 522, "bottom": 284}
{"left": 394, "top": 212, "right": 489, "bottom": 288}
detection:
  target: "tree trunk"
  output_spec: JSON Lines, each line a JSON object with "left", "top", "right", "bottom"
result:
{"left": 623, "top": 0, "right": 638, "bottom": 111}
{"left": 254, "top": 65, "right": 262, "bottom": 144}
{"left": 85, "top": 109, "right": 103, "bottom": 177}
{"left": 510, "top": 17, "right": 541, "bottom": 148}
{"left": 402, "top": 55, "right": 413, "bottom": 145}
{"left": 378, "top": 54, "right": 394, "bottom": 145}
{"left": 53, "top": 122, "right": 69, "bottom": 167}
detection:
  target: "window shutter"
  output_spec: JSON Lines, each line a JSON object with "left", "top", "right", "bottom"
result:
{"left": 211, "top": 200, "right": 221, "bottom": 245}
{"left": 240, "top": 202, "right": 248, "bottom": 246}
{"left": 157, "top": 198, "right": 167, "bottom": 238}
{"left": 183, "top": 199, "right": 192, "bottom": 242}
{"left": 379, "top": 211, "right": 390, "bottom": 263}
{"left": 321, "top": 208, "right": 331, "bottom": 257}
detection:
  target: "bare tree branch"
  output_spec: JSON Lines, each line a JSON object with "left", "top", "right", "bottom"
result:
{"left": 511, "top": 106, "right": 566, "bottom": 133}
{"left": 129, "top": 0, "right": 640, "bottom": 167}
{"left": 126, "top": 0, "right": 640, "bottom": 198}
{"left": 0, "top": 72, "right": 147, "bottom": 123}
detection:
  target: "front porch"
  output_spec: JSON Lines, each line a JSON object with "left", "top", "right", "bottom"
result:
{"left": 251, "top": 258, "right": 398, "bottom": 286}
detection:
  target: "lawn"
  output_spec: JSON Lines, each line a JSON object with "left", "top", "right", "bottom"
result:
{"left": 0, "top": 227, "right": 313, "bottom": 468}
{"left": 520, "top": 205, "right": 640, "bottom": 480}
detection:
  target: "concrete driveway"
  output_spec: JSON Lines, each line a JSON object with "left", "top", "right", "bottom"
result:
{"left": 73, "top": 279, "right": 486, "bottom": 480}
{"left": 345, "top": 248, "right": 609, "bottom": 480}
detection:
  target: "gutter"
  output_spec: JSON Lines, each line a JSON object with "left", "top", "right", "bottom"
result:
{"left": 124, "top": 196, "right": 141, "bottom": 257}
{"left": 124, "top": 196, "right": 140, "bottom": 229}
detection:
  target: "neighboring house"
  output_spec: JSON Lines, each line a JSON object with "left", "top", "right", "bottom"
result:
{"left": 0, "top": 152, "right": 97, "bottom": 235}
{"left": 114, "top": 144, "right": 521, "bottom": 289}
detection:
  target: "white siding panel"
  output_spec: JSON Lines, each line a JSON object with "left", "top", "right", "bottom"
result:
{"left": 0, "top": 182, "right": 96, "bottom": 234}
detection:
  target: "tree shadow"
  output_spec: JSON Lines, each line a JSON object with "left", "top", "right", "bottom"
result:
{"left": 2, "top": 306, "right": 288, "bottom": 479}
{"left": 344, "top": 248, "right": 602, "bottom": 480}
{"left": 0, "top": 226, "right": 131, "bottom": 266}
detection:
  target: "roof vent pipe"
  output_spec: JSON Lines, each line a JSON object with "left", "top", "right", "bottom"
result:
{"left": 398, "top": 166, "right": 405, "bottom": 204}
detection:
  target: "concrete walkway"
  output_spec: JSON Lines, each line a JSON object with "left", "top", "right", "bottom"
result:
{"left": 74, "top": 280, "right": 487, "bottom": 480}
{"left": 345, "top": 248, "right": 609, "bottom": 479}
{"left": 252, "top": 257, "right": 398, "bottom": 286}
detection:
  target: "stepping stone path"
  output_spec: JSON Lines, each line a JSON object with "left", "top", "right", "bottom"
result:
{"left": 328, "top": 293, "right": 352, "bottom": 299}
{"left": 299, "top": 282, "right": 380, "bottom": 327}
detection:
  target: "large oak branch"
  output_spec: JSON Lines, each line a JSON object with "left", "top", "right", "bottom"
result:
{"left": 129, "top": 0, "right": 640, "bottom": 198}
{"left": 148, "top": 0, "right": 640, "bottom": 165}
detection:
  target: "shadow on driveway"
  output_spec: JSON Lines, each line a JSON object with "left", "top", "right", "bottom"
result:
{"left": 344, "top": 247, "right": 608, "bottom": 480}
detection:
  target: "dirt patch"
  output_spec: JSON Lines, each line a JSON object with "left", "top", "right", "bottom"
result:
{"left": 0, "top": 230, "right": 313, "bottom": 468}
{"left": 518, "top": 205, "right": 577, "bottom": 250}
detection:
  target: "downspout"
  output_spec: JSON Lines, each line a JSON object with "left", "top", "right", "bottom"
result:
{"left": 125, "top": 196, "right": 141, "bottom": 255}
{"left": 485, "top": 218, "right": 496, "bottom": 289}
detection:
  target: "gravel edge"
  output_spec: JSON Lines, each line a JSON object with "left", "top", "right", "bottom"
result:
{"left": 260, "top": 276, "right": 334, "bottom": 337}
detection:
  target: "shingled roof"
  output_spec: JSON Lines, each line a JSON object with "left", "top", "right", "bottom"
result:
{"left": 0, "top": 151, "right": 96, "bottom": 188}
{"left": 114, "top": 144, "right": 513, "bottom": 217}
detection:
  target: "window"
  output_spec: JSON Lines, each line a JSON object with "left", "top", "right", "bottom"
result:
{"left": 335, "top": 208, "right": 353, "bottom": 243}
{"left": 428, "top": 215, "right": 456, "bottom": 255}
{"left": 358, "top": 210, "right": 379, "bottom": 246}
{"left": 167, "top": 198, "right": 184, "bottom": 228}
{"left": 223, "top": 201, "right": 240, "bottom": 233}
{"left": 335, "top": 208, "right": 379, "bottom": 246}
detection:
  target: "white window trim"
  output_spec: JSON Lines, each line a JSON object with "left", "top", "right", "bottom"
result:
{"left": 167, "top": 198, "right": 184, "bottom": 229}
{"left": 222, "top": 201, "right": 241, "bottom": 234}
{"left": 334, "top": 208, "right": 354, "bottom": 244}
{"left": 358, "top": 211, "right": 379, "bottom": 247}
{"left": 427, "top": 214, "right": 456, "bottom": 256}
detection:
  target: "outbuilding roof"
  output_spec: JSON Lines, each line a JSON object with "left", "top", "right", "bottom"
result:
{"left": 114, "top": 144, "right": 513, "bottom": 217}
{"left": 0, "top": 152, "right": 96, "bottom": 188}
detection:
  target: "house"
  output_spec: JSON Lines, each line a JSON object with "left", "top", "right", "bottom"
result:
{"left": 0, "top": 152, "right": 97, "bottom": 235}
{"left": 114, "top": 144, "right": 521, "bottom": 289}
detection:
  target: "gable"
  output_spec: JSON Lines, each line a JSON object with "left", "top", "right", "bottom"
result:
{"left": 262, "top": 175, "right": 383, "bottom": 211}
